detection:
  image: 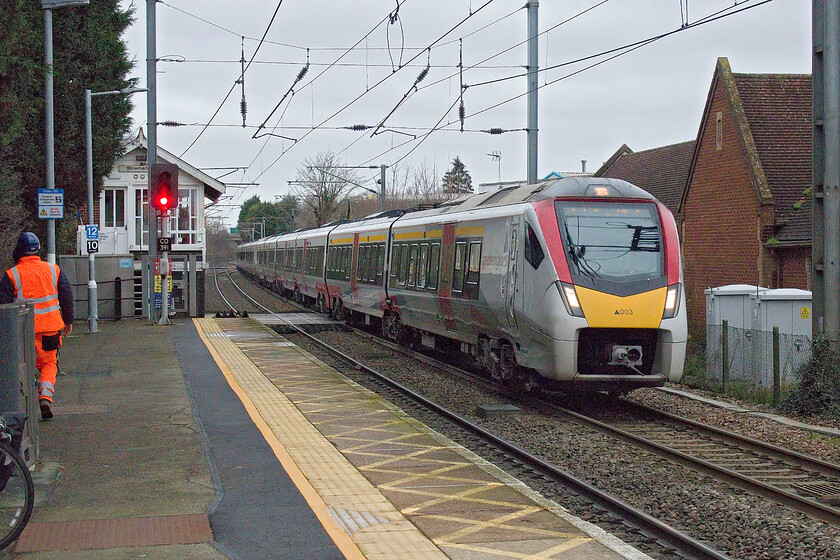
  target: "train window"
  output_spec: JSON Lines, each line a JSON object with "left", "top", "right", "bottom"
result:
{"left": 427, "top": 243, "right": 440, "bottom": 290}
{"left": 390, "top": 245, "right": 400, "bottom": 279}
{"left": 524, "top": 224, "right": 545, "bottom": 269}
{"left": 464, "top": 242, "right": 481, "bottom": 299}
{"left": 398, "top": 244, "right": 409, "bottom": 286}
{"left": 417, "top": 244, "right": 429, "bottom": 289}
{"left": 467, "top": 242, "right": 481, "bottom": 285}
{"left": 452, "top": 242, "right": 467, "bottom": 293}
{"left": 376, "top": 245, "right": 385, "bottom": 286}
{"left": 343, "top": 247, "right": 351, "bottom": 280}
{"left": 556, "top": 201, "right": 663, "bottom": 282}
{"left": 407, "top": 244, "right": 419, "bottom": 287}
{"left": 361, "top": 246, "right": 372, "bottom": 282}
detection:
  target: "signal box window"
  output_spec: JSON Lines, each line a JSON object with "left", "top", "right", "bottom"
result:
{"left": 452, "top": 242, "right": 467, "bottom": 293}
{"left": 134, "top": 188, "right": 149, "bottom": 247}
{"left": 103, "top": 188, "right": 125, "bottom": 228}
{"left": 524, "top": 224, "right": 545, "bottom": 269}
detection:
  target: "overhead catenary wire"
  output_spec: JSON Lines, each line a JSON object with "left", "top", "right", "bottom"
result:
{"left": 175, "top": 0, "right": 772, "bottom": 222}
{"left": 350, "top": 0, "right": 776, "bottom": 173}
{"left": 179, "top": 0, "right": 286, "bottom": 158}
{"left": 252, "top": 0, "right": 499, "bottom": 182}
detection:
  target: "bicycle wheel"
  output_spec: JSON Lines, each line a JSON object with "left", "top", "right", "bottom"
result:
{"left": 0, "top": 441, "right": 34, "bottom": 551}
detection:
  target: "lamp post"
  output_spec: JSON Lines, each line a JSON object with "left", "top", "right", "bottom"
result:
{"left": 42, "top": 0, "right": 91, "bottom": 265}
{"left": 85, "top": 87, "right": 146, "bottom": 333}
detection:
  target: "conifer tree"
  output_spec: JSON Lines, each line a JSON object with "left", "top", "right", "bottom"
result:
{"left": 0, "top": 0, "right": 135, "bottom": 260}
{"left": 442, "top": 157, "right": 473, "bottom": 195}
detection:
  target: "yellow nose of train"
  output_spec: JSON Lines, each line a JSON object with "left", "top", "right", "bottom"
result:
{"left": 573, "top": 286, "right": 668, "bottom": 329}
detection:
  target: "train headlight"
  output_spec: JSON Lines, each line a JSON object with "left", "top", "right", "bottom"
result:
{"left": 662, "top": 284, "right": 681, "bottom": 319}
{"left": 558, "top": 282, "right": 585, "bottom": 318}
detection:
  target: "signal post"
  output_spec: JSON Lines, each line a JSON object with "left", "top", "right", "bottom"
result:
{"left": 150, "top": 163, "right": 178, "bottom": 325}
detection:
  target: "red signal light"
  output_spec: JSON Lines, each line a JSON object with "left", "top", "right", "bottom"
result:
{"left": 150, "top": 163, "right": 179, "bottom": 214}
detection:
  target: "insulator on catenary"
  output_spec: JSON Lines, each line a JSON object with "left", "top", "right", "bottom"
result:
{"left": 160, "top": 120, "right": 181, "bottom": 127}
{"left": 240, "top": 99, "right": 247, "bottom": 117}
{"left": 296, "top": 64, "right": 309, "bottom": 82}
{"left": 487, "top": 128, "right": 504, "bottom": 135}
{"left": 415, "top": 66, "right": 429, "bottom": 85}
{"left": 347, "top": 124, "right": 371, "bottom": 131}
{"left": 459, "top": 104, "right": 465, "bottom": 121}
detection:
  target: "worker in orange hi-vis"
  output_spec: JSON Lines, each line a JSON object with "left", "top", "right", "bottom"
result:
{"left": 0, "top": 232, "right": 74, "bottom": 420}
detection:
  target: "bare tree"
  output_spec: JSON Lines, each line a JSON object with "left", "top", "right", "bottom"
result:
{"left": 410, "top": 160, "right": 441, "bottom": 203}
{"left": 292, "top": 152, "right": 362, "bottom": 226}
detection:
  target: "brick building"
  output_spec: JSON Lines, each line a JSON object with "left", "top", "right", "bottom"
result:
{"left": 597, "top": 58, "right": 811, "bottom": 335}
{"left": 680, "top": 57, "right": 811, "bottom": 333}
{"left": 595, "top": 140, "right": 695, "bottom": 216}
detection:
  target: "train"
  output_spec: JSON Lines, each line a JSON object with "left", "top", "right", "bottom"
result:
{"left": 236, "top": 176, "right": 687, "bottom": 394}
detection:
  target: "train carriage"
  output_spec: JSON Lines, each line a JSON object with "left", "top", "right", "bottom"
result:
{"left": 325, "top": 214, "right": 394, "bottom": 320}
{"left": 237, "top": 177, "right": 686, "bottom": 395}
{"left": 295, "top": 226, "right": 332, "bottom": 310}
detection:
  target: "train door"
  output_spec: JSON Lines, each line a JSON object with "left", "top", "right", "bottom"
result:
{"left": 438, "top": 224, "right": 456, "bottom": 330}
{"left": 505, "top": 217, "right": 519, "bottom": 332}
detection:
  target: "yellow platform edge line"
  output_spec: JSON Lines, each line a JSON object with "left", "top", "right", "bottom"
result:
{"left": 193, "top": 318, "right": 366, "bottom": 560}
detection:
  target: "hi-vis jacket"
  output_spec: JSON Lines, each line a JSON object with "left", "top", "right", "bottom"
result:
{"left": 1, "top": 256, "right": 74, "bottom": 333}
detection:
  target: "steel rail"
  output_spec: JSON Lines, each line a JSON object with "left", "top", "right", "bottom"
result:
{"left": 221, "top": 270, "right": 731, "bottom": 560}
{"left": 546, "top": 401, "right": 840, "bottom": 528}
{"left": 631, "top": 401, "right": 840, "bottom": 479}
{"left": 210, "top": 264, "right": 239, "bottom": 314}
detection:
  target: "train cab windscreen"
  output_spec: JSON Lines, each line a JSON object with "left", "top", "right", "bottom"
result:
{"left": 556, "top": 201, "right": 663, "bottom": 285}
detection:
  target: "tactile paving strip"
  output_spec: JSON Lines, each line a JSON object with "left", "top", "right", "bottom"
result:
{"left": 196, "top": 318, "right": 645, "bottom": 560}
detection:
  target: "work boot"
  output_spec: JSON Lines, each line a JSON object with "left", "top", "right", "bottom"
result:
{"left": 39, "top": 399, "right": 53, "bottom": 420}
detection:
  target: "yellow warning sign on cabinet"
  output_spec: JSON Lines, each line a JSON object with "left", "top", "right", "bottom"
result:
{"left": 153, "top": 275, "right": 172, "bottom": 293}
{"left": 801, "top": 307, "right": 810, "bottom": 319}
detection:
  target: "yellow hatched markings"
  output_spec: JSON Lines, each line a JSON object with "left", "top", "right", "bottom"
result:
{"left": 427, "top": 509, "right": 581, "bottom": 542}
{"left": 195, "top": 318, "right": 448, "bottom": 560}
{"left": 201, "top": 317, "right": 626, "bottom": 560}
{"left": 442, "top": 538, "right": 592, "bottom": 559}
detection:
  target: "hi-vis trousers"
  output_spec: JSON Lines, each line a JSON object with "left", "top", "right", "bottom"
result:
{"left": 34, "top": 332, "right": 60, "bottom": 403}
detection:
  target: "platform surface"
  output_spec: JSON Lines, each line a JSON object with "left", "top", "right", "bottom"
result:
{"left": 195, "top": 317, "right": 651, "bottom": 560}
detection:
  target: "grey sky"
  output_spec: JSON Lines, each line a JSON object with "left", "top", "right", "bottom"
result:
{"left": 119, "top": 0, "right": 810, "bottom": 223}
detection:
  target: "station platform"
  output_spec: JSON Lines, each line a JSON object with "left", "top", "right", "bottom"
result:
{"left": 8, "top": 317, "right": 651, "bottom": 560}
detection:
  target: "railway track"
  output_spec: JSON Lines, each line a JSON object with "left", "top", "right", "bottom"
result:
{"left": 556, "top": 398, "right": 840, "bottom": 527}
{"left": 212, "top": 265, "right": 731, "bottom": 560}
{"left": 216, "top": 266, "right": 840, "bottom": 530}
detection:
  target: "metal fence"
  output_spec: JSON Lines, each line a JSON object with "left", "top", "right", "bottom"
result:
{"left": 70, "top": 278, "right": 134, "bottom": 321}
{"left": 706, "top": 322, "right": 812, "bottom": 390}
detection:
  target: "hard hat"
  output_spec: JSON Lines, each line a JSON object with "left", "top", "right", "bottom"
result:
{"left": 15, "top": 232, "right": 40, "bottom": 256}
